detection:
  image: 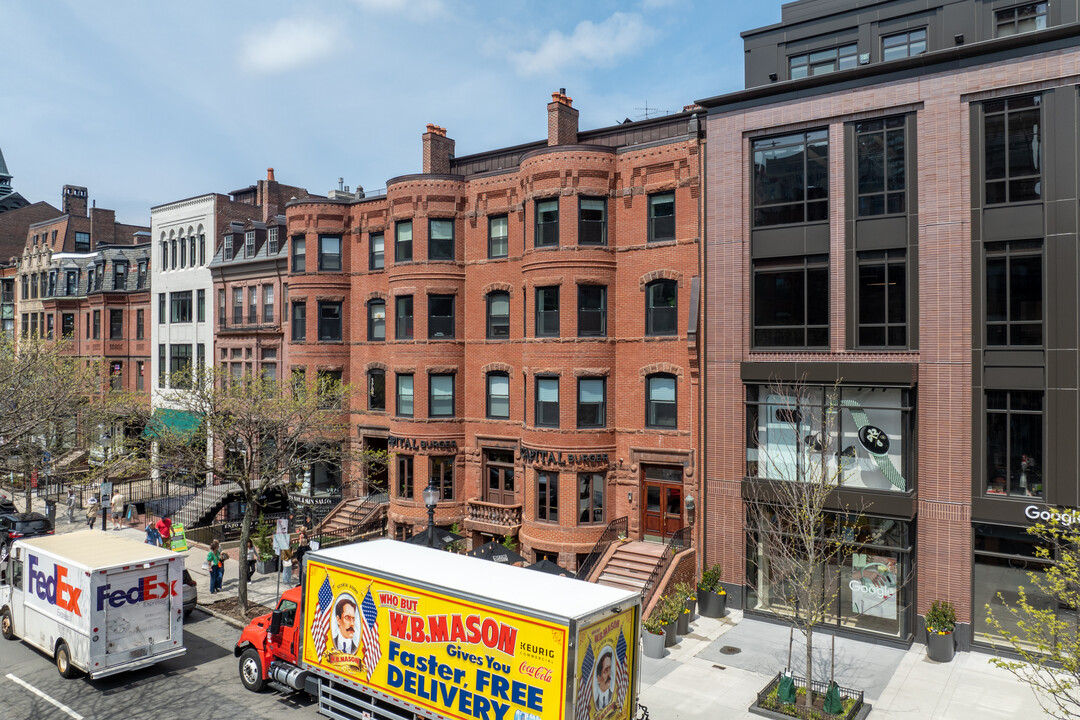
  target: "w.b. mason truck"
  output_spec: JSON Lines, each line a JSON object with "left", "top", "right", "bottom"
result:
{"left": 236, "top": 539, "right": 641, "bottom": 720}
{"left": 0, "top": 531, "right": 186, "bottom": 678}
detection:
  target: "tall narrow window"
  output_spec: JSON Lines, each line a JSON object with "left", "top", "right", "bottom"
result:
{"left": 245, "top": 231, "right": 255, "bottom": 258}
{"left": 368, "top": 369, "right": 385, "bottom": 411}
{"left": 169, "top": 344, "right": 193, "bottom": 389}
{"left": 648, "top": 192, "right": 675, "bottom": 242}
{"left": 395, "top": 296, "right": 413, "bottom": 340}
{"left": 397, "top": 455, "right": 414, "bottom": 500}
{"left": 486, "top": 291, "right": 510, "bottom": 339}
{"left": 161, "top": 240, "right": 168, "bottom": 270}
{"left": 579, "top": 198, "right": 606, "bottom": 245}
{"left": 536, "top": 376, "right": 560, "bottom": 428}
{"left": 396, "top": 374, "right": 414, "bottom": 417}
{"left": 646, "top": 374, "right": 677, "bottom": 429}
{"left": 135, "top": 309, "right": 144, "bottom": 340}
{"left": 537, "top": 472, "right": 558, "bottom": 522}
{"left": 248, "top": 287, "right": 257, "bottom": 323}
{"left": 368, "top": 300, "right": 386, "bottom": 341}
{"left": 268, "top": 227, "right": 279, "bottom": 254}
{"left": 109, "top": 309, "right": 123, "bottom": 339}
{"left": 369, "top": 232, "right": 384, "bottom": 270}
{"left": 429, "top": 374, "right": 455, "bottom": 417}
{"left": 218, "top": 289, "right": 225, "bottom": 327}
{"left": 987, "top": 241, "right": 1042, "bottom": 347}
{"left": 577, "top": 473, "right": 605, "bottom": 525}
{"left": 535, "top": 199, "right": 559, "bottom": 248}
{"left": 432, "top": 457, "right": 454, "bottom": 501}
{"left": 985, "top": 95, "right": 1041, "bottom": 205}
{"left": 486, "top": 372, "right": 509, "bottom": 419}
{"left": 197, "top": 289, "right": 206, "bottom": 323}
{"left": 986, "top": 391, "right": 1043, "bottom": 498}
{"left": 136, "top": 361, "right": 145, "bottom": 391}
{"left": 180, "top": 238, "right": 187, "bottom": 268}
{"left": 753, "top": 256, "right": 829, "bottom": 348}
{"left": 291, "top": 302, "right": 306, "bottom": 342}
{"left": 535, "top": 286, "right": 559, "bottom": 337}
{"left": 223, "top": 234, "right": 233, "bottom": 261}
{"left": 428, "top": 219, "right": 454, "bottom": 261}
{"left": 158, "top": 344, "right": 167, "bottom": 387}
{"left": 263, "top": 285, "right": 274, "bottom": 323}
{"left": 577, "top": 285, "right": 606, "bottom": 337}
{"left": 857, "top": 250, "right": 907, "bottom": 347}
{"left": 319, "top": 236, "right": 342, "bottom": 271}
{"left": 199, "top": 234, "right": 206, "bottom": 265}
{"left": 292, "top": 236, "right": 306, "bottom": 273}
{"left": 172, "top": 238, "right": 178, "bottom": 267}
{"left": 188, "top": 236, "right": 195, "bottom": 267}
{"left": 233, "top": 288, "right": 243, "bottom": 324}
{"left": 428, "top": 295, "right": 454, "bottom": 338}
{"left": 645, "top": 280, "right": 677, "bottom": 336}
{"left": 158, "top": 293, "right": 166, "bottom": 324}
{"left": 753, "top": 130, "right": 829, "bottom": 226}
{"left": 113, "top": 262, "right": 127, "bottom": 290}
{"left": 395, "top": 221, "right": 413, "bottom": 263}
{"left": 488, "top": 215, "right": 508, "bottom": 258}
{"left": 577, "top": 377, "right": 606, "bottom": 428}
{"left": 92, "top": 310, "right": 101, "bottom": 339}
{"left": 318, "top": 301, "right": 342, "bottom": 341}
{"left": 856, "top": 117, "right": 906, "bottom": 216}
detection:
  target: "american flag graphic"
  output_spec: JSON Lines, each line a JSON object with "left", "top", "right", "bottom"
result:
{"left": 575, "top": 641, "right": 594, "bottom": 720}
{"left": 614, "top": 631, "right": 629, "bottom": 707}
{"left": 360, "top": 587, "right": 381, "bottom": 680}
{"left": 310, "top": 574, "right": 334, "bottom": 660}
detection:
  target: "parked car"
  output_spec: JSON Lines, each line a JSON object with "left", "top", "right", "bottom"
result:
{"left": 0, "top": 512, "right": 54, "bottom": 561}
{"left": 0, "top": 496, "right": 16, "bottom": 514}
{"left": 182, "top": 569, "right": 197, "bottom": 618}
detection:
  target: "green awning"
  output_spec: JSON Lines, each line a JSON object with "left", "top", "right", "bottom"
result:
{"left": 143, "top": 408, "right": 203, "bottom": 439}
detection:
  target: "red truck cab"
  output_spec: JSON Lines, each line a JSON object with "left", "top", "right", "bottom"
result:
{"left": 234, "top": 586, "right": 305, "bottom": 693}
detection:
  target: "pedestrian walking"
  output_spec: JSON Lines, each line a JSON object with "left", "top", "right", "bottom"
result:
{"left": 294, "top": 528, "right": 311, "bottom": 588}
{"left": 144, "top": 522, "right": 161, "bottom": 546}
{"left": 280, "top": 548, "right": 293, "bottom": 585}
{"left": 246, "top": 539, "right": 256, "bottom": 580}
{"left": 66, "top": 489, "right": 76, "bottom": 524}
{"left": 156, "top": 516, "right": 172, "bottom": 549}
{"left": 86, "top": 497, "right": 98, "bottom": 530}
{"left": 207, "top": 540, "right": 226, "bottom": 594}
{"left": 110, "top": 490, "right": 125, "bottom": 530}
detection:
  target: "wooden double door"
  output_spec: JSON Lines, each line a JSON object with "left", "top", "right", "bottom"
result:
{"left": 641, "top": 465, "right": 683, "bottom": 542}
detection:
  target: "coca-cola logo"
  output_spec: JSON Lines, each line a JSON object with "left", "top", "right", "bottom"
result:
{"left": 849, "top": 580, "right": 893, "bottom": 598}
{"left": 518, "top": 661, "right": 553, "bottom": 683}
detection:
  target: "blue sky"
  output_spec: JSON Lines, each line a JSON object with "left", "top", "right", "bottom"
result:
{"left": 1, "top": 1, "right": 784, "bottom": 225}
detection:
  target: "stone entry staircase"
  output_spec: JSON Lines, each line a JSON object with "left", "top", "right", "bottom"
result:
{"left": 173, "top": 482, "right": 240, "bottom": 528}
{"left": 596, "top": 541, "right": 667, "bottom": 595}
{"left": 313, "top": 492, "right": 388, "bottom": 536}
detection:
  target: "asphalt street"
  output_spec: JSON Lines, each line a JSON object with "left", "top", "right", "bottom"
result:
{"left": 0, "top": 609, "right": 320, "bottom": 720}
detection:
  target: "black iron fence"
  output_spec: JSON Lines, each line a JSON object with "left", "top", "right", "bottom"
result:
{"left": 185, "top": 512, "right": 290, "bottom": 547}
{"left": 640, "top": 526, "right": 691, "bottom": 603}
{"left": 577, "top": 516, "right": 628, "bottom": 582}
{"left": 755, "top": 672, "right": 864, "bottom": 720}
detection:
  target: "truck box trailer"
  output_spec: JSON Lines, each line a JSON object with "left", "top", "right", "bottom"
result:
{"left": 0, "top": 531, "right": 186, "bottom": 678}
{"left": 236, "top": 539, "right": 641, "bottom": 720}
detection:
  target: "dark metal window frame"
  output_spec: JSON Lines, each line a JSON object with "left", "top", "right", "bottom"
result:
{"left": 995, "top": 2, "right": 1048, "bottom": 37}
{"left": 985, "top": 240, "right": 1043, "bottom": 348}
{"left": 645, "top": 280, "right": 678, "bottom": 336}
{"left": 856, "top": 249, "right": 908, "bottom": 349}
{"left": 428, "top": 219, "right": 455, "bottom": 261}
{"left": 577, "top": 285, "right": 607, "bottom": 337}
{"left": 427, "top": 294, "right": 455, "bottom": 339}
{"left": 789, "top": 43, "right": 857, "bottom": 79}
{"left": 317, "top": 300, "right": 343, "bottom": 342}
{"left": 395, "top": 220, "right": 413, "bottom": 263}
{"left": 428, "top": 373, "right": 455, "bottom": 418}
{"left": 577, "top": 472, "right": 605, "bottom": 526}
{"left": 395, "top": 295, "right": 414, "bottom": 340}
{"left": 318, "top": 235, "right": 342, "bottom": 272}
{"left": 109, "top": 308, "right": 123, "bottom": 340}
{"left": 291, "top": 236, "right": 306, "bottom": 273}
{"left": 881, "top": 27, "right": 927, "bottom": 62}
{"left": 578, "top": 197, "right": 607, "bottom": 246}
{"left": 535, "top": 375, "right": 560, "bottom": 428}
{"left": 431, "top": 456, "right": 455, "bottom": 501}
{"left": 646, "top": 373, "right": 677, "bottom": 429}
{"left": 369, "top": 232, "right": 384, "bottom": 270}
{"left": 367, "top": 368, "right": 386, "bottom": 411}
{"left": 367, "top": 299, "right": 386, "bottom": 341}
{"left": 855, "top": 116, "right": 907, "bottom": 217}
{"left": 488, "top": 215, "right": 509, "bottom": 258}
{"left": 291, "top": 302, "right": 306, "bottom": 342}
{"left": 648, "top": 192, "right": 675, "bottom": 243}
{"left": 396, "top": 373, "right": 414, "bottom": 417}
{"left": 986, "top": 390, "right": 1044, "bottom": 499}
{"left": 535, "top": 199, "right": 559, "bottom": 248}
{"left": 536, "top": 470, "right": 558, "bottom": 523}
{"left": 752, "top": 129, "right": 829, "bottom": 227}
{"left": 486, "top": 371, "right": 510, "bottom": 419}
{"left": 752, "top": 255, "right": 830, "bottom": 349}
{"left": 397, "top": 454, "right": 414, "bottom": 499}
{"left": 984, "top": 94, "right": 1042, "bottom": 205}
{"left": 535, "top": 286, "right": 560, "bottom": 338}
{"left": 486, "top": 291, "right": 510, "bottom": 339}
{"left": 577, "top": 376, "right": 607, "bottom": 428}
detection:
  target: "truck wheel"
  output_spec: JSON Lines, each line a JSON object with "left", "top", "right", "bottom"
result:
{"left": 1, "top": 608, "right": 14, "bottom": 640}
{"left": 55, "top": 641, "right": 79, "bottom": 678}
{"left": 239, "top": 648, "right": 267, "bottom": 692}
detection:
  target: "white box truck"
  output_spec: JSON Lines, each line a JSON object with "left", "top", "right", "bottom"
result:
{"left": 0, "top": 531, "right": 186, "bottom": 678}
{"left": 237, "top": 539, "right": 641, "bottom": 720}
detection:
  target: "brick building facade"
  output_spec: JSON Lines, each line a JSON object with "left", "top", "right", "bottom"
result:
{"left": 286, "top": 93, "right": 704, "bottom": 570}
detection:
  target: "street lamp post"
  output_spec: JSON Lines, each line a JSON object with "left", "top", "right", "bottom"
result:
{"left": 422, "top": 478, "right": 439, "bottom": 548}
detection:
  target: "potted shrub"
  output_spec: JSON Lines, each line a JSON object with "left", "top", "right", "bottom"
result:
{"left": 660, "top": 594, "right": 680, "bottom": 646}
{"left": 253, "top": 515, "right": 279, "bottom": 574}
{"left": 696, "top": 563, "right": 727, "bottom": 618}
{"left": 925, "top": 600, "right": 957, "bottom": 662}
{"left": 674, "top": 583, "right": 694, "bottom": 634}
{"left": 676, "top": 581, "right": 697, "bottom": 620}
{"left": 642, "top": 615, "right": 666, "bottom": 659}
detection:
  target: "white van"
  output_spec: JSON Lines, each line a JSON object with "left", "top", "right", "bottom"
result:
{"left": 0, "top": 531, "right": 186, "bottom": 678}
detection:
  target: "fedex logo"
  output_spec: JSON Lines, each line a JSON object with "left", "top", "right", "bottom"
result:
{"left": 28, "top": 555, "right": 82, "bottom": 617}
{"left": 96, "top": 574, "right": 177, "bottom": 611}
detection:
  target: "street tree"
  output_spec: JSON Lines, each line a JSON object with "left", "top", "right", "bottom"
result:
{"left": 987, "top": 514, "right": 1080, "bottom": 720}
{"left": 744, "top": 379, "right": 865, "bottom": 713}
{"left": 153, "top": 366, "right": 385, "bottom": 613}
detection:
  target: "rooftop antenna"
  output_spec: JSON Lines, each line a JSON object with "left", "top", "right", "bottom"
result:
{"left": 634, "top": 100, "right": 674, "bottom": 121}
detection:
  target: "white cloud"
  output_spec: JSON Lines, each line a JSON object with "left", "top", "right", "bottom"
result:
{"left": 640, "top": 0, "right": 679, "bottom": 8}
{"left": 512, "top": 12, "right": 654, "bottom": 77}
{"left": 239, "top": 17, "right": 344, "bottom": 74}
{"left": 352, "top": 0, "right": 445, "bottom": 22}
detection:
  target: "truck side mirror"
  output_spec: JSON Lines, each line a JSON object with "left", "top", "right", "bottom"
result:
{"left": 269, "top": 609, "right": 282, "bottom": 636}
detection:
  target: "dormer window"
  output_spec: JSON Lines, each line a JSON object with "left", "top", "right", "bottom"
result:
{"left": 269, "top": 226, "right": 279, "bottom": 254}
{"left": 789, "top": 43, "right": 857, "bottom": 79}
{"left": 224, "top": 234, "right": 233, "bottom": 259}
{"left": 245, "top": 230, "right": 255, "bottom": 257}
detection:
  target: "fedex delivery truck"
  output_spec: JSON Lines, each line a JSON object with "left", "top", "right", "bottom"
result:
{"left": 0, "top": 531, "right": 186, "bottom": 678}
{"left": 237, "top": 539, "right": 641, "bottom": 720}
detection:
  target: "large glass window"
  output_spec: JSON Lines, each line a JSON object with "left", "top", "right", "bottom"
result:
{"left": 648, "top": 192, "right": 675, "bottom": 242}
{"left": 746, "top": 384, "right": 913, "bottom": 492}
{"left": 429, "top": 219, "right": 454, "bottom": 261}
{"left": 995, "top": 3, "right": 1047, "bottom": 37}
{"left": 75, "top": 232, "right": 90, "bottom": 252}
{"left": 646, "top": 374, "right": 676, "bottom": 429}
{"left": 536, "top": 376, "right": 560, "bottom": 428}
{"left": 488, "top": 215, "right": 509, "bottom": 258}
{"left": 432, "top": 457, "right": 454, "bottom": 501}
{"left": 429, "top": 374, "right": 455, "bottom": 417}
{"left": 396, "top": 374, "right": 414, "bottom": 417}
{"left": 974, "top": 523, "right": 1052, "bottom": 649}
{"left": 487, "top": 291, "right": 510, "bottom": 339}
{"left": 535, "top": 199, "right": 559, "bottom": 248}
{"left": 856, "top": 117, "right": 906, "bottom": 216}
{"left": 92, "top": 310, "right": 101, "bottom": 339}
{"left": 987, "top": 391, "right": 1043, "bottom": 498}
{"left": 169, "top": 344, "right": 192, "bottom": 389}
{"left": 487, "top": 372, "right": 509, "bottom": 419}
{"left": 789, "top": 43, "right": 857, "bottom": 78}
{"left": 369, "top": 232, "right": 384, "bottom": 270}
{"left": 319, "top": 236, "right": 341, "bottom": 271}
{"left": 535, "top": 286, "right": 559, "bottom": 337}
{"left": 753, "top": 130, "right": 829, "bottom": 226}
{"left": 577, "top": 378, "right": 606, "bottom": 428}
{"left": 753, "top": 255, "right": 829, "bottom": 348}
{"left": 579, "top": 198, "right": 606, "bottom": 245}
{"left": 537, "top": 471, "right": 558, "bottom": 522}
{"left": 395, "top": 296, "right": 413, "bottom": 340}
{"left": 170, "top": 291, "right": 192, "bottom": 323}
{"left": 368, "top": 300, "right": 386, "bottom": 341}
{"left": 881, "top": 29, "right": 926, "bottom": 61}
{"left": 985, "top": 95, "right": 1041, "bottom": 204}
{"left": 428, "top": 295, "right": 454, "bottom": 338}
{"left": 291, "top": 302, "right": 306, "bottom": 342}
{"left": 577, "top": 285, "right": 606, "bottom": 337}
{"left": 577, "top": 473, "right": 604, "bottom": 525}
{"left": 318, "top": 301, "right": 342, "bottom": 342}
{"left": 109, "top": 309, "right": 123, "bottom": 339}
{"left": 646, "top": 280, "right": 677, "bottom": 336}
{"left": 987, "top": 241, "right": 1042, "bottom": 347}
{"left": 368, "top": 369, "right": 385, "bottom": 411}
{"left": 292, "top": 236, "right": 306, "bottom": 273}
{"left": 395, "top": 221, "right": 413, "bottom": 263}
{"left": 857, "top": 250, "right": 907, "bottom": 348}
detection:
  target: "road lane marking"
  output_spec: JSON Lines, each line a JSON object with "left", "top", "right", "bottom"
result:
{"left": 5, "top": 673, "right": 84, "bottom": 720}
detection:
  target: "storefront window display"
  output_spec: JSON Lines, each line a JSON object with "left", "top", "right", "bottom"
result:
{"left": 746, "top": 384, "right": 913, "bottom": 492}
{"left": 746, "top": 510, "right": 912, "bottom": 639}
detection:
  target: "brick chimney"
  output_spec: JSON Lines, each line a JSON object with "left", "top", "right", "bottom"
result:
{"left": 547, "top": 89, "right": 578, "bottom": 146}
{"left": 62, "top": 185, "right": 88, "bottom": 217}
{"left": 423, "top": 124, "right": 454, "bottom": 174}
{"left": 267, "top": 167, "right": 275, "bottom": 182}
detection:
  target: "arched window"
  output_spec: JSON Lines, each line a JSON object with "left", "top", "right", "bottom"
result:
{"left": 486, "top": 291, "right": 510, "bottom": 339}
{"left": 645, "top": 280, "right": 677, "bottom": 336}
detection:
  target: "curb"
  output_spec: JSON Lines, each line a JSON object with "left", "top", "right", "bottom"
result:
{"left": 195, "top": 603, "right": 247, "bottom": 631}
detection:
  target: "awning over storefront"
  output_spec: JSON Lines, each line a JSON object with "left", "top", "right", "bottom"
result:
{"left": 143, "top": 408, "right": 203, "bottom": 440}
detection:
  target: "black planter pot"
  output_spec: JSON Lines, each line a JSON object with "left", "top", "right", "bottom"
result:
{"left": 256, "top": 557, "right": 279, "bottom": 574}
{"left": 676, "top": 610, "right": 690, "bottom": 634}
{"left": 926, "top": 630, "right": 955, "bottom": 662}
{"left": 685, "top": 596, "right": 697, "bottom": 620}
{"left": 663, "top": 620, "right": 677, "bottom": 647}
{"left": 697, "top": 588, "right": 727, "bottom": 618}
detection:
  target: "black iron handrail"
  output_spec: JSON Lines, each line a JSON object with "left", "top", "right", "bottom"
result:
{"left": 577, "top": 516, "right": 628, "bottom": 582}
{"left": 640, "top": 526, "right": 691, "bottom": 603}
